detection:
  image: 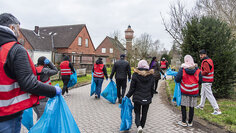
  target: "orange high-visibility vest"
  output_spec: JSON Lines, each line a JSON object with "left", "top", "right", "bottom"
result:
{"left": 180, "top": 69, "right": 201, "bottom": 95}
{"left": 201, "top": 58, "right": 214, "bottom": 83}
{"left": 0, "top": 42, "right": 39, "bottom": 116}
{"left": 60, "top": 61, "right": 72, "bottom": 76}
{"left": 93, "top": 64, "right": 104, "bottom": 78}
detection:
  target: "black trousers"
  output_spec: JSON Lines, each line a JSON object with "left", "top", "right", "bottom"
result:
{"left": 134, "top": 103, "right": 150, "bottom": 128}
{"left": 62, "top": 75, "right": 70, "bottom": 95}
{"left": 116, "top": 79, "right": 127, "bottom": 99}
{"left": 181, "top": 106, "right": 194, "bottom": 123}
{"left": 154, "top": 79, "right": 160, "bottom": 92}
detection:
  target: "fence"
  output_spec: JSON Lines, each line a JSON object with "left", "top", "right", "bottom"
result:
{"left": 50, "top": 68, "right": 87, "bottom": 81}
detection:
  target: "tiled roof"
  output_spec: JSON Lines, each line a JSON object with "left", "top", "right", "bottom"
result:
{"left": 20, "top": 24, "right": 85, "bottom": 50}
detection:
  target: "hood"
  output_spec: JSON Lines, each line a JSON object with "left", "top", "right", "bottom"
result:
{"left": 96, "top": 59, "right": 103, "bottom": 64}
{"left": 0, "top": 25, "right": 17, "bottom": 46}
{"left": 184, "top": 67, "right": 198, "bottom": 75}
{"left": 134, "top": 68, "right": 154, "bottom": 77}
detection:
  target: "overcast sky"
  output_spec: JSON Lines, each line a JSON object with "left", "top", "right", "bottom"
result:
{"left": 1, "top": 0, "right": 196, "bottom": 50}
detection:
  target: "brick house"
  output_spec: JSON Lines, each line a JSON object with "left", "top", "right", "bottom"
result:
{"left": 19, "top": 24, "right": 100, "bottom": 69}
{"left": 95, "top": 36, "right": 126, "bottom": 64}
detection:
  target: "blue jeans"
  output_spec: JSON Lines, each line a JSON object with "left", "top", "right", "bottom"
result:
{"left": 94, "top": 77, "right": 104, "bottom": 98}
{"left": 0, "top": 115, "right": 22, "bottom": 133}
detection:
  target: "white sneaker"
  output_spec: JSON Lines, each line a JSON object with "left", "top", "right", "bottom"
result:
{"left": 177, "top": 121, "right": 188, "bottom": 127}
{"left": 187, "top": 122, "right": 193, "bottom": 127}
{"left": 137, "top": 126, "right": 143, "bottom": 133}
{"left": 211, "top": 110, "right": 222, "bottom": 115}
{"left": 195, "top": 105, "right": 204, "bottom": 110}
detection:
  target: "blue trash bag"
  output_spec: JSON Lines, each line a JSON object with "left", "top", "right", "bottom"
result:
{"left": 119, "top": 97, "right": 133, "bottom": 131}
{"left": 29, "top": 84, "right": 80, "bottom": 133}
{"left": 67, "top": 69, "right": 77, "bottom": 88}
{"left": 22, "top": 107, "right": 33, "bottom": 130}
{"left": 90, "top": 72, "right": 96, "bottom": 96}
{"left": 172, "top": 81, "right": 181, "bottom": 106}
{"left": 101, "top": 80, "right": 117, "bottom": 104}
{"left": 166, "top": 68, "right": 178, "bottom": 76}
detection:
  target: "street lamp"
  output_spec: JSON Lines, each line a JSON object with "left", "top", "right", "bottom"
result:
{"left": 49, "top": 32, "right": 57, "bottom": 63}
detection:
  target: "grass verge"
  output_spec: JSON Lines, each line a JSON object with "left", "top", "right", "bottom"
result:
{"left": 51, "top": 74, "right": 92, "bottom": 88}
{"left": 166, "top": 79, "right": 236, "bottom": 132}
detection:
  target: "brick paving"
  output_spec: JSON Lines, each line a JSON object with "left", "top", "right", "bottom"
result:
{"left": 21, "top": 79, "right": 207, "bottom": 133}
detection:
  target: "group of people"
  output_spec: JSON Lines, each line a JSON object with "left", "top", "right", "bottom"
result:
{"left": 175, "top": 50, "right": 221, "bottom": 128}
{"left": 92, "top": 54, "right": 168, "bottom": 133}
{"left": 0, "top": 13, "right": 222, "bottom": 133}
{"left": 0, "top": 13, "right": 77, "bottom": 133}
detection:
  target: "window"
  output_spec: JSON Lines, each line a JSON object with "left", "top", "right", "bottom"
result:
{"left": 102, "top": 48, "right": 106, "bottom": 53}
{"left": 110, "top": 48, "right": 113, "bottom": 53}
{"left": 78, "top": 37, "right": 82, "bottom": 46}
{"left": 85, "top": 39, "right": 88, "bottom": 47}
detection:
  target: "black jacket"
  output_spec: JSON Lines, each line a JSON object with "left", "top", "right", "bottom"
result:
{"left": 126, "top": 68, "right": 155, "bottom": 105}
{"left": 92, "top": 59, "right": 108, "bottom": 79}
{"left": 37, "top": 62, "right": 58, "bottom": 82}
{"left": 152, "top": 61, "right": 164, "bottom": 80}
{"left": 110, "top": 59, "right": 131, "bottom": 80}
{"left": 0, "top": 26, "right": 56, "bottom": 121}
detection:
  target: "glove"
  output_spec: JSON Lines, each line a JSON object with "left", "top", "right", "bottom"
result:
{"left": 55, "top": 86, "right": 62, "bottom": 95}
{"left": 44, "top": 59, "right": 50, "bottom": 65}
{"left": 128, "top": 79, "right": 131, "bottom": 82}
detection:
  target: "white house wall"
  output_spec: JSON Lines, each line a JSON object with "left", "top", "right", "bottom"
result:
{"left": 32, "top": 51, "right": 52, "bottom": 64}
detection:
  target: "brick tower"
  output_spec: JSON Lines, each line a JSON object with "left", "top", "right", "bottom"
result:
{"left": 125, "top": 25, "right": 134, "bottom": 55}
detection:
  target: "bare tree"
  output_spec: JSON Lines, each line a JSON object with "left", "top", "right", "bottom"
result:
{"left": 161, "top": 0, "right": 194, "bottom": 46}
{"left": 196, "top": 0, "right": 236, "bottom": 31}
{"left": 133, "top": 33, "right": 154, "bottom": 60}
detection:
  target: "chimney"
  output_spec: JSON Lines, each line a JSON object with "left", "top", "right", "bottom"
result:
{"left": 34, "top": 26, "right": 40, "bottom": 36}
{"left": 114, "top": 36, "right": 118, "bottom": 40}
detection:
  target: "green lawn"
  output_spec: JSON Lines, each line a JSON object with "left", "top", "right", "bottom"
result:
{"left": 51, "top": 74, "right": 92, "bottom": 88}
{"left": 166, "top": 80, "right": 236, "bottom": 132}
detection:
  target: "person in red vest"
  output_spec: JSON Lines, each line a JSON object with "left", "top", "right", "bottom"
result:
{"left": 34, "top": 56, "right": 58, "bottom": 120}
{"left": 160, "top": 57, "right": 169, "bottom": 70}
{"left": 175, "top": 55, "right": 202, "bottom": 127}
{"left": 92, "top": 57, "right": 108, "bottom": 99}
{"left": 60, "top": 55, "right": 75, "bottom": 96}
{"left": 195, "top": 49, "right": 222, "bottom": 115}
{"left": 0, "top": 13, "right": 61, "bottom": 133}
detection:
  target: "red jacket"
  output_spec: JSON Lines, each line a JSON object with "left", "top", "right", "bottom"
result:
{"left": 0, "top": 42, "right": 39, "bottom": 116}
{"left": 180, "top": 69, "right": 201, "bottom": 95}
{"left": 160, "top": 61, "right": 167, "bottom": 69}
{"left": 93, "top": 64, "right": 104, "bottom": 78}
{"left": 60, "top": 61, "right": 72, "bottom": 76}
{"left": 201, "top": 58, "right": 214, "bottom": 83}
{"left": 36, "top": 65, "right": 52, "bottom": 100}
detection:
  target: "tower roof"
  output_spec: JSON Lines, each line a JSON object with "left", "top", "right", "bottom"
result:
{"left": 125, "top": 25, "right": 134, "bottom": 32}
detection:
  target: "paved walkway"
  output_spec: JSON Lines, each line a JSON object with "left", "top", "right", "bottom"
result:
{"left": 21, "top": 79, "right": 207, "bottom": 133}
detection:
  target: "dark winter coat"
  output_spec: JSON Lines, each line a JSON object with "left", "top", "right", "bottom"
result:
{"left": 37, "top": 62, "right": 58, "bottom": 82}
{"left": 0, "top": 26, "right": 56, "bottom": 121}
{"left": 152, "top": 62, "right": 164, "bottom": 80}
{"left": 126, "top": 68, "right": 155, "bottom": 105}
{"left": 110, "top": 59, "right": 131, "bottom": 80}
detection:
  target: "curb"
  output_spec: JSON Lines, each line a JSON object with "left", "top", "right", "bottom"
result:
{"left": 164, "top": 80, "right": 229, "bottom": 133}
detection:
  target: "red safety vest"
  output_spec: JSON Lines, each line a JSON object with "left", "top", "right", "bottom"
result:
{"left": 60, "top": 61, "right": 72, "bottom": 75}
{"left": 180, "top": 69, "right": 201, "bottom": 95}
{"left": 160, "top": 61, "right": 167, "bottom": 69}
{"left": 201, "top": 58, "right": 214, "bottom": 82}
{"left": 36, "top": 65, "right": 51, "bottom": 100}
{"left": 93, "top": 64, "right": 104, "bottom": 78}
{"left": 0, "top": 42, "right": 39, "bottom": 117}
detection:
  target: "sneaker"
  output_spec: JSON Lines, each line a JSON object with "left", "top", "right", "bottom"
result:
{"left": 195, "top": 105, "right": 203, "bottom": 110}
{"left": 177, "top": 121, "right": 188, "bottom": 127}
{"left": 95, "top": 95, "right": 98, "bottom": 99}
{"left": 187, "top": 122, "right": 193, "bottom": 127}
{"left": 211, "top": 109, "right": 222, "bottom": 115}
{"left": 137, "top": 126, "right": 143, "bottom": 133}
